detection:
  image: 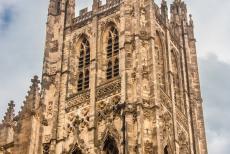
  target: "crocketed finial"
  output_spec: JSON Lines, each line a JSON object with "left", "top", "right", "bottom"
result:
{"left": 2, "top": 100, "right": 15, "bottom": 123}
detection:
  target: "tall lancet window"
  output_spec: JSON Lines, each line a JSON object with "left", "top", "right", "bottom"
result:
{"left": 77, "top": 38, "right": 90, "bottom": 92}
{"left": 106, "top": 27, "right": 119, "bottom": 80}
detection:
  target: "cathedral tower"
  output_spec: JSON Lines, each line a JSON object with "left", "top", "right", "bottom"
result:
{"left": 40, "top": 0, "right": 208, "bottom": 153}
{"left": 0, "top": 0, "right": 207, "bottom": 154}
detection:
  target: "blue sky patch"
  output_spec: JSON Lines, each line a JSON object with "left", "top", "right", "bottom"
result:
{"left": 0, "top": 7, "right": 14, "bottom": 30}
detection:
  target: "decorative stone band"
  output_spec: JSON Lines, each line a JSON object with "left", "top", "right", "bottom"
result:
{"left": 65, "top": 78, "right": 121, "bottom": 111}
{"left": 73, "top": 11, "right": 93, "bottom": 24}
{"left": 96, "top": 78, "right": 121, "bottom": 101}
{"left": 66, "top": 90, "right": 90, "bottom": 110}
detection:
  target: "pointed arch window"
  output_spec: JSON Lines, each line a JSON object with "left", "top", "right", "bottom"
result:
{"left": 103, "top": 135, "right": 119, "bottom": 154}
{"left": 106, "top": 27, "right": 120, "bottom": 80}
{"left": 77, "top": 38, "right": 90, "bottom": 92}
{"left": 164, "top": 145, "right": 169, "bottom": 154}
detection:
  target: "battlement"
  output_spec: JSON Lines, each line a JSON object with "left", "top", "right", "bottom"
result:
{"left": 73, "top": 0, "right": 121, "bottom": 25}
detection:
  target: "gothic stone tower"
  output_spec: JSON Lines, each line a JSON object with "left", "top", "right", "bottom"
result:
{"left": 0, "top": 0, "right": 208, "bottom": 154}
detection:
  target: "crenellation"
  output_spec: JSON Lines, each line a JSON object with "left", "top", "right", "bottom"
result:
{"left": 79, "top": 8, "right": 89, "bottom": 16}
{"left": 73, "top": 0, "right": 121, "bottom": 26}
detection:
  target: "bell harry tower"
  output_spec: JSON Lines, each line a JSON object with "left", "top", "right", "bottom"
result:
{"left": 0, "top": 0, "right": 207, "bottom": 154}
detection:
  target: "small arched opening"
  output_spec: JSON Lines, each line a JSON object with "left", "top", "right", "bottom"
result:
{"left": 103, "top": 135, "right": 119, "bottom": 154}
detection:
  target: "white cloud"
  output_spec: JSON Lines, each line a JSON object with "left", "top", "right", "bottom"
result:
{"left": 0, "top": 0, "right": 48, "bottom": 116}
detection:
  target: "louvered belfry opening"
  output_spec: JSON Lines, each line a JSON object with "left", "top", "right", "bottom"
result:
{"left": 106, "top": 27, "right": 119, "bottom": 80}
{"left": 77, "top": 38, "right": 90, "bottom": 92}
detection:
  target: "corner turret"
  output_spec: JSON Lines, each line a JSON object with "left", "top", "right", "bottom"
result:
{"left": 161, "top": 0, "right": 168, "bottom": 22}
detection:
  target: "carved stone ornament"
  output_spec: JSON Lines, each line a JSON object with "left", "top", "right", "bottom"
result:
{"left": 144, "top": 140, "right": 154, "bottom": 154}
{"left": 177, "top": 125, "right": 189, "bottom": 154}
{"left": 44, "top": 135, "right": 51, "bottom": 143}
{"left": 176, "top": 108, "right": 189, "bottom": 131}
{"left": 140, "top": 8, "right": 147, "bottom": 28}
{"left": 66, "top": 111, "right": 90, "bottom": 138}
{"left": 96, "top": 95, "right": 122, "bottom": 123}
{"left": 96, "top": 78, "right": 121, "bottom": 101}
{"left": 66, "top": 90, "right": 90, "bottom": 110}
{"left": 159, "top": 108, "right": 173, "bottom": 142}
{"left": 46, "top": 101, "right": 53, "bottom": 118}
{"left": 160, "top": 90, "right": 173, "bottom": 113}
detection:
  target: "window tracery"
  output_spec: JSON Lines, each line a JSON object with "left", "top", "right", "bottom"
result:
{"left": 77, "top": 38, "right": 90, "bottom": 92}
{"left": 106, "top": 27, "right": 119, "bottom": 80}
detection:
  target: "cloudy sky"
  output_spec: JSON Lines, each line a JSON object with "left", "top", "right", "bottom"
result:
{"left": 0, "top": 0, "right": 229, "bottom": 153}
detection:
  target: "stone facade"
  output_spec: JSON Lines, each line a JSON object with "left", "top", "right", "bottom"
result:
{"left": 0, "top": 0, "right": 208, "bottom": 153}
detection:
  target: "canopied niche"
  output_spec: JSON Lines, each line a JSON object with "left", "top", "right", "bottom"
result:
{"left": 155, "top": 31, "right": 166, "bottom": 91}
{"left": 170, "top": 49, "right": 185, "bottom": 113}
